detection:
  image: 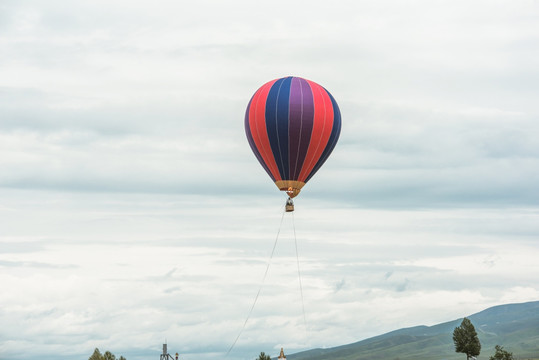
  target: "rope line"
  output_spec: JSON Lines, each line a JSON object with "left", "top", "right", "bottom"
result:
{"left": 225, "top": 206, "right": 287, "bottom": 357}
{"left": 292, "top": 211, "right": 308, "bottom": 339}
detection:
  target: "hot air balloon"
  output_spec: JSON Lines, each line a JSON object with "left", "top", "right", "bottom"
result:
{"left": 245, "top": 76, "right": 341, "bottom": 211}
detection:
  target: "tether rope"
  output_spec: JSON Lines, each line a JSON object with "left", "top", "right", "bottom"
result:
{"left": 225, "top": 206, "right": 287, "bottom": 357}
{"left": 292, "top": 211, "right": 308, "bottom": 340}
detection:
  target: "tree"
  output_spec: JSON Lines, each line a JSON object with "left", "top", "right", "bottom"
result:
{"left": 103, "top": 351, "right": 116, "bottom": 360}
{"left": 88, "top": 348, "right": 126, "bottom": 360}
{"left": 89, "top": 348, "right": 104, "bottom": 360}
{"left": 453, "top": 317, "right": 481, "bottom": 360}
{"left": 257, "top": 352, "right": 271, "bottom": 360}
{"left": 489, "top": 345, "right": 514, "bottom": 360}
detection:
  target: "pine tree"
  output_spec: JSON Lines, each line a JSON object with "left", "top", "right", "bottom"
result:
{"left": 89, "top": 348, "right": 104, "bottom": 360}
{"left": 489, "top": 345, "right": 514, "bottom": 360}
{"left": 103, "top": 351, "right": 116, "bottom": 360}
{"left": 453, "top": 317, "right": 481, "bottom": 360}
{"left": 257, "top": 351, "right": 271, "bottom": 360}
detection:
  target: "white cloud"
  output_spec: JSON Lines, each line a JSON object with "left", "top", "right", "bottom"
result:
{"left": 1, "top": 191, "right": 538, "bottom": 359}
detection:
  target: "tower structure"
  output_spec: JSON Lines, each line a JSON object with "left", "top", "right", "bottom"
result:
{"left": 278, "top": 348, "right": 286, "bottom": 360}
{"left": 160, "top": 344, "right": 178, "bottom": 360}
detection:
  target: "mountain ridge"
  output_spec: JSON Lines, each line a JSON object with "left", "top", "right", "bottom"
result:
{"left": 286, "top": 301, "right": 539, "bottom": 360}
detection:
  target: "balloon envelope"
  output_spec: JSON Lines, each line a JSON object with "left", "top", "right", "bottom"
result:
{"left": 245, "top": 76, "right": 341, "bottom": 198}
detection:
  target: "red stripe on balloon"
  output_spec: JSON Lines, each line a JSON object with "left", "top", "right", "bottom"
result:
{"left": 297, "top": 80, "right": 334, "bottom": 182}
{"left": 248, "top": 79, "right": 282, "bottom": 181}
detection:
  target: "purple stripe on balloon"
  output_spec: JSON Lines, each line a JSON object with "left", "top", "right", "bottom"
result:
{"left": 288, "top": 77, "right": 314, "bottom": 180}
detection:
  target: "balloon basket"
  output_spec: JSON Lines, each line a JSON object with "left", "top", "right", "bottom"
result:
{"left": 285, "top": 197, "right": 294, "bottom": 212}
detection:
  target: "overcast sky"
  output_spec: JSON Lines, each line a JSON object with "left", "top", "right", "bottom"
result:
{"left": 1, "top": 1, "right": 539, "bottom": 360}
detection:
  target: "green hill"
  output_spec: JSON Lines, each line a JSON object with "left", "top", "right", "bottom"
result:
{"left": 287, "top": 301, "right": 539, "bottom": 360}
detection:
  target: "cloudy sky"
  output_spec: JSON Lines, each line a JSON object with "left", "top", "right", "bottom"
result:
{"left": 1, "top": 1, "right": 539, "bottom": 359}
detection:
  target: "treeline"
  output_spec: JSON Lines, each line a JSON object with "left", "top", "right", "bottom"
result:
{"left": 88, "top": 348, "right": 126, "bottom": 360}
